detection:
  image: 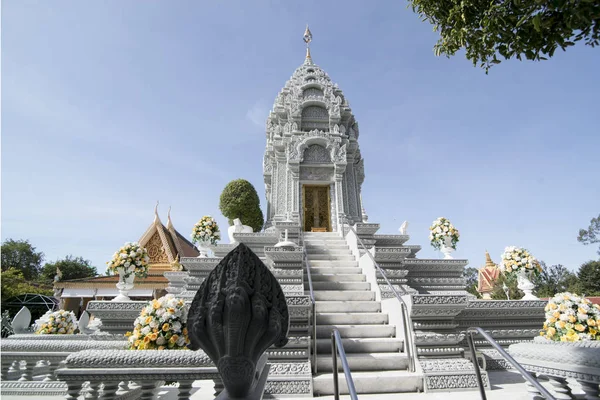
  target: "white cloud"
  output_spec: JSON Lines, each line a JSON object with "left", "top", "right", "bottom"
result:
{"left": 246, "top": 102, "right": 268, "bottom": 128}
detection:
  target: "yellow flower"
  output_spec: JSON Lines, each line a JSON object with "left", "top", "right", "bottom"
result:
{"left": 125, "top": 331, "right": 132, "bottom": 337}
{"left": 568, "top": 315, "right": 576, "bottom": 323}
{"left": 588, "top": 319, "right": 597, "bottom": 326}
{"left": 153, "top": 301, "right": 160, "bottom": 310}
{"left": 546, "top": 327, "right": 556, "bottom": 337}
{"left": 149, "top": 332, "right": 158, "bottom": 341}
{"left": 162, "top": 323, "right": 170, "bottom": 332}
{"left": 158, "top": 346, "right": 165, "bottom": 350}
{"left": 134, "top": 340, "right": 141, "bottom": 348}
{"left": 578, "top": 307, "right": 588, "bottom": 315}
{"left": 144, "top": 336, "right": 151, "bottom": 343}
{"left": 589, "top": 328, "right": 597, "bottom": 336}
{"left": 145, "top": 316, "right": 152, "bottom": 324}
{"left": 574, "top": 324, "right": 586, "bottom": 332}
{"left": 557, "top": 320, "right": 566, "bottom": 329}
{"left": 548, "top": 316, "right": 557, "bottom": 323}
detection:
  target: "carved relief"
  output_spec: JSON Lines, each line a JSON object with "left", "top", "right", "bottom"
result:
{"left": 301, "top": 106, "right": 328, "bottom": 120}
{"left": 300, "top": 167, "right": 333, "bottom": 181}
{"left": 302, "top": 144, "right": 331, "bottom": 164}
{"left": 146, "top": 232, "right": 168, "bottom": 264}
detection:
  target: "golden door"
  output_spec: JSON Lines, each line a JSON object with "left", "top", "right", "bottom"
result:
{"left": 302, "top": 185, "right": 331, "bottom": 232}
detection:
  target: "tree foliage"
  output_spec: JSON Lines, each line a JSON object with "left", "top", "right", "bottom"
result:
{"left": 1, "top": 239, "right": 44, "bottom": 280}
{"left": 1, "top": 269, "right": 53, "bottom": 302}
{"left": 490, "top": 273, "right": 520, "bottom": 300}
{"left": 463, "top": 267, "right": 480, "bottom": 297}
{"left": 219, "top": 179, "right": 264, "bottom": 232}
{"left": 577, "top": 260, "right": 600, "bottom": 295}
{"left": 578, "top": 214, "right": 600, "bottom": 255}
{"left": 407, "top": 0, "right": 600, "bottom": 71}
{"left": 41, "top": 255, "right": 97, "bottom": 282}
{"left": 533, "top": 262, "right": 579, "bottom": 298}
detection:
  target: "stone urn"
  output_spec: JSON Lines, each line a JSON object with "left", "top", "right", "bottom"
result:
{"left": 227, "top": 218, "right": 253, "bottom": 243}
{"left": 113, "top": 268, "right": 135, "bottom": 302}
{"left": 196, "top": 240, "right": 213, "bottom": 258}
{"left": 440, "top": 236, "right": 454, "bottom": 259}
{"left": 516, "top": 269, "right": 538, "bottom": 300}
{"left": 509, "top": 337, "right": 600, "bottom": 398}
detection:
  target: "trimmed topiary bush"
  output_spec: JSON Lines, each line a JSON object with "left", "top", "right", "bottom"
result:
{"left": 219, "top": 179, "right": 264, "bottom": 232}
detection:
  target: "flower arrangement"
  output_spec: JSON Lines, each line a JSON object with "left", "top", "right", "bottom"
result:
{"left": 191, "top": 216, "right": 220, "bottom": 245}
{"left": 541, "top": 292, "right": 600, "bottom": 342}
{"left": 34, "top": 309, "right": 78, "bottom": 335}
{"left": 106, "top": 242, "right": 150, "bottom": 279}
{"left": 429, "top": 217, "right": 460, "bottom": 250}
{"left": 126, "top": 294, "right": 190, "bottom": 350}
{"left": 499, "top": 246, "right": 542, "bottom": 277}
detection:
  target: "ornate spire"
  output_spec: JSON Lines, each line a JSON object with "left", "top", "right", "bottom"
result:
{"left": 484, "top": 250, "right": 496, "bottom": 268}
{"left": 154, "top": 201, "right": 160, "bottom": 224}
{"left": 303, "top": 25, "right": 313, "bottom": 65}
{"left": 167, "top": 206, "right": 174, "bottom": 229}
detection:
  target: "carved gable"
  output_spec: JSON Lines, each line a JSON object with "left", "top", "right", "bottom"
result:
{"left": 303, "top": 144, "right": 331, "bottom": 164}
{"left": 145, "top": 231, "right": 169, "bottom": 264}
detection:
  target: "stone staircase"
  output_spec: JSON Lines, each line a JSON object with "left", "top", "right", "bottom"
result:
{"left": 303, "top": 232, "right": 422, "bottom": 395}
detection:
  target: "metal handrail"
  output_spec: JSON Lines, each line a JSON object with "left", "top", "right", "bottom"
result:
{"left": 345, "top": 224, "right": 416, "bottom": 373}
{"left": 466, "top": 327, "right": 556, "bottom": 400}
{"left": 299, "top": 211, "right": 318, "bottom": 374}
{"left": 331, "top": 328, "right": 359, "bottom": 400}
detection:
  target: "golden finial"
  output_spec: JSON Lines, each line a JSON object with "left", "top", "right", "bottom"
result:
{"left": 167, "top": 206, "right": 173, "bottom": 229}
{"left": 154, "top": 201, "right": 160, "bottom": 223}
{"left": 170, "top": 255, "right": 182, "bottom": 271}
{"left": 303, "top": 25, "right": 313, "bottom": 64}
{"left": 484, "top": 250, "right": 496, "bottom": 268}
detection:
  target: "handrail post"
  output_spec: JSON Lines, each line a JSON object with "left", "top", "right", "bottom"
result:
{"left": 332, "top": 331, "right": 339, "bottom": 400}
{"left": 467, "top": 331, "right": 487, "bottom": 400}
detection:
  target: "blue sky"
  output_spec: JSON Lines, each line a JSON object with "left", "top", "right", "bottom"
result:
{"left": 2, "top": 1, "right": 599, "bottom": 274}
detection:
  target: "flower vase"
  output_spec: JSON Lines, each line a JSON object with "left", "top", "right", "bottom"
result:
{"left": 516, "top": 269, "right": 538, "bottom": 300}
{"left": 440, "top": 236, "right": 454, "bottom": 259}
{"left": 196, "top": 240, "right": 212, "bottom": 258}
{"left": 113, "top": 268, "right": 135, "bottom": 302}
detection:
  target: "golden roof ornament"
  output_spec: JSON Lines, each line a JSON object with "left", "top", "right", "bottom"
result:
{"left": 303, "top": 25, "right": 313, "bottom": 65}
{"left": 170, "top": 255, "right": 183, "bottom": 271}
{"left": 484, "top": 250, "right": 496, "bottom": 268}
{"left": 167, "top": 206, "right": 174, "bottom": 230}
{"left": 153, "top": 201, "right": 160, "bottom": 224}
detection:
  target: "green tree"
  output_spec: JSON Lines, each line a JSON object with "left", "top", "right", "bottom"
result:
{"left": 406, "top": 0, "right": 600, "bottom": 71}
{"left": 577, "top": 260, "right": 600, "bottom": 296}
{"left": 463, "top": 267, "right": 480, "bottom": 297}
{"left": 578, "top": 214, "right": 600, "bottom": 256}
{"left": 491, "top": 273, "right": 520, "bottom": 300}
{"left": 1, "top": 269, "right": 53, "bottom": 303}
{"left": 41, "top": 255, "right": 97, "bottom": 282}
{"left": 533, "top": 262, "right": 579, "bottom": 298}
{"left": 1, "top": 239, "right": 44, "bottom": 280}
{"left": 219, "top": 179, "right": 264, "bottom": 232}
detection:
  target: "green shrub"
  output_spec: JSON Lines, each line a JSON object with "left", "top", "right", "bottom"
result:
{"left": 219, "top": 179, "right": 264, "bottom": 232}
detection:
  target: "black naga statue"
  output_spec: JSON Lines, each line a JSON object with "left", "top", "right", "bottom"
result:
{"left": 187, "top": 243, "right": 289, "bottom": 399}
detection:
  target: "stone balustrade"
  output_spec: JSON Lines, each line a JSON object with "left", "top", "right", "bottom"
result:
{"left": 509, "top": 338, "right": 600, "bottom": 399}
{"left": 1, "top": 339, "right": 126, "bottom": 382}
{"left": 55, "top": 349, "right": 218, "bottom": 400}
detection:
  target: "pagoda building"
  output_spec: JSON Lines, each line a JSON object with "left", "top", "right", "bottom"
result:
{"left": 54, "top": 206, "right": 198, "bottom": 314}
{"left": 263, "top": 26, "right": 366, "bottom": 232}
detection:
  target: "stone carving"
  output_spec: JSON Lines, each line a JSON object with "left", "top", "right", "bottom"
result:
{"left": 333, "top": 144, "right": 347, "bottom": 162}
{"left": 227, "top": 218, "right": 254, "bottom": 244}
{"left": 12, "top": 307, "right": 31, "bottom": 334}
{"left": 301, "top": 105, "right": 328, "bottom": 120}
{"left": 300, "top": 167, "right": 332, "bottom": 181}
{"left": 187, "top": 243, "right": 289, "bottom": 399}
{"left": 302, "top": 144, "right": 331, "bottom": 164}
{"left": 399, "top": 221, "right": 409, "bottom": 235}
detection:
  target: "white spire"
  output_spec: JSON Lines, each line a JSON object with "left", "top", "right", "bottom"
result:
{"left": 167, "top": 206, "right": 174, "bottom": 229}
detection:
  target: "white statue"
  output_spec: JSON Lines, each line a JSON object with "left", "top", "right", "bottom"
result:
{"left": 399, "top": 221, "right": 409, "bottom": 235}
{"left": 227, "top": 218, "right": 253, "bottom": 243}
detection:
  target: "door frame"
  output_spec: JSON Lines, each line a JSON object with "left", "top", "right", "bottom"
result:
{"left": 301, "top": 184, "right": 331, "bottom": 232}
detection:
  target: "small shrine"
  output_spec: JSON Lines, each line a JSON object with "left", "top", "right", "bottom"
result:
{"left": 53, "top": 206, "right": 198, "bottom": 314}
{"left": 477, "top": 251, "right": 501, "bottom": 299}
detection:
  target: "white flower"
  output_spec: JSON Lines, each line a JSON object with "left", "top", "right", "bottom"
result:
{"left": 141, "top": 326, "right": 151, "bottom": 335}
{"left": 172, "top": 321, "right": 182, "bottom": 331}
{"left": 156, "top": 336, "right": 166, "bottom": 345}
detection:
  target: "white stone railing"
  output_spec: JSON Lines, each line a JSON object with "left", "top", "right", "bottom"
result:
{"left": 1, "top": 338, "right": 127, "bottom": 382}
{"left": 509, "top": 338, "right": 600, "bottom": 399}
{"left": 55, "top": 349, "right": 218, "bottom": 400}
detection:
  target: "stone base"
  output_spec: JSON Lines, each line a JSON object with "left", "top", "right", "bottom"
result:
{"left": 420, "top": 358, "right": 490, "bottom": 392}
{"left": 263, "top": 361, "right": 313, "bottom": 397}
{"left": 0, "top": 381, "right": 67, "bottom": 397}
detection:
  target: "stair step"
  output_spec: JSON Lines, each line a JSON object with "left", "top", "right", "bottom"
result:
{"left": 309, "top": 282, "right": 371, "bottom": 291}
{"left": 307, "top": 249, "right": 353, "bottom": 255}
{"left": 316, "top": 352, "right": 408, "bottom": 372}
{"left": 316, "top": 324, "right": 395, "bottom": 338}
{"left": 316, "top": 312, "right": 388, "bottom": 325}
{"left": 310, "top": 267, "right": 361, "bottom": 275}
{"left": 316, "top": 301, "right": 381, "bottom": 313}
{"left": 303, "top": 233, "right": 341, "bottom": 238}
{"left": 313, "top": 291, "right": 375, "bottom": 301}
{"left": 308, "top": 254, "right": 356, "bottom": 261}
{"left": 309, "top": 260, "right": 359, "bottom": 267}
{"left": 316, "top": 338, "right": 403, "bottom": 353}
{"left": 307, "top": 274, "right": 366, "bottom": 282}
{"left": 304, "top": 243, "right": 349, "bottom": 248}
{"left": 313, "top": 370, "right": 422, "bottom": 395}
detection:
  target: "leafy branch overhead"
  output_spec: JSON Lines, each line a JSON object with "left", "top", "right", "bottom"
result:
{"left": 407, "top": 0, "right": 600, "bottom": 71}
{"left": 578, "top": 214, "right": 600, "bottom": 255}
